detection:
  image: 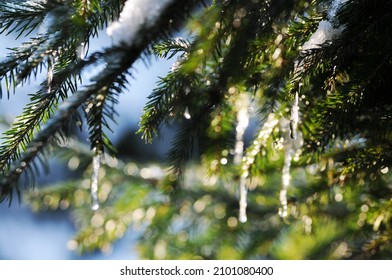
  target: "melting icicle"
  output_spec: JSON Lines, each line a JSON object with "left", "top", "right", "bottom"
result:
{"left": 90, "top": 153, "right": 101, "bottom": 211}
{"left": 234, "top": 94, "right": 250, "bottom": 223}
{"left": 279, "top": 146, "right": 293, "bottom": 218}
{"left": 77, "top": 42, "right": 86, "bottom": 60}
{"left": 47, "top": 56, "right": 54, "bottom": 93}
{"left": 289, "top": 90, "right": 299, "bottom": 140}
{"left": 238, "top": 176, "right": 248, "bottom": 223}
{"left": 184, "top": 107, "right": 191, "bottom": 119}
{"left": 279, "top": 118, "right": 303, "bottom": 218}
{"left": 240, "top": 113, "right": 279, "bottom": 221}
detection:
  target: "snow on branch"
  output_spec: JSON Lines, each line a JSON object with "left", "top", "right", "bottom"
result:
{"left": 302, "top": 0, "right": 347, "bottom": 51}
{"left": 107, "top": 0, "right": 174, "bottom": 46}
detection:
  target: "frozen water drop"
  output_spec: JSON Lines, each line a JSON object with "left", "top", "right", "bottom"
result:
{"left": 184, "top": 107, "right": 191, "bottom": 119}
{"left": 90, "top": 153, "right": 101, "bottom": 211}
{"left": 77, "top": 43, "right": 86, "bottom": 60}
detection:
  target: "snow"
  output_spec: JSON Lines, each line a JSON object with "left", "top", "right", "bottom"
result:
{"left": 106, "top": 0, "right": 174, "bottom": 46}
{"left": 38, "top": 11, "right": 56, "bottom": 34}
{"left": 301, "top": 0, "right": 347, "bottom": 51}
{"left": 6, "top": 0, "right": 47, "bottom": 11}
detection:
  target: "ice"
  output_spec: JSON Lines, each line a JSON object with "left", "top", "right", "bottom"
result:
{"left": 90, "top": 153, "right": 101, "bottom": 211}
{"left": 279, "top": 147, "right": 293, "bottom": 217}
{"left": 289, "top": 91, "right": 299, "bottom": 140}
{"left": 238, "top": 177, "right": 248, "bottom": 223}
{"left": 279, "top": 119, "right": 304, "bottom": 218}
{"left": 183, "top": 107, "right": 191, "bottom": 119}
{"left": 47, "top": 56, "right": 54, "bottom": 93}
{"left": 234, "top": 95, "right": 250, "bottom": 222}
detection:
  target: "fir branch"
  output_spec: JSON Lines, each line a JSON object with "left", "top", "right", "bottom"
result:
{"left": 151, "top": 37, "right": 191, "bottom": 59}
{"left": 84, "top": 71, "right": 128, "bottom": 155}
{"left": 0, "top": 0, "right": 48, "bottom": 37}
{"left": 0, "top": 69, "right": 78, "bottom": 173}
{"left": 138, "top": 70, "right": 194, "bottom": 143}
{"left": 0, "top": 0, "right": 206, "bottom": 201}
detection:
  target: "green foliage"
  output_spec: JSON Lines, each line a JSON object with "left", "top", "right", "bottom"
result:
{"left": 1, "top": 0, "right": 392, "bottom": 259}
{"left": 0, "top": 0, "right": 204, "bottom": 199}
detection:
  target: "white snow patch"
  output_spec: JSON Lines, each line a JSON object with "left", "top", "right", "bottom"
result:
{"left": 301, "top": 0, "right": 347, "bottom": 51}
{"left": 38, "top": 10, "right": 56, "bottom": 34}
{"left": 302, "top": 20, "right": 334, "bottom": 50}
{"left": 107, "top": 0, "right": 174, "bottom": 46}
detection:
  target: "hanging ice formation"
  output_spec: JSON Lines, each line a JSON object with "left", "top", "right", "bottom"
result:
{"left": 278, "top": 1, "right": 347, "bottom": 216}
{"left": 47, "top": 56, "right": 54, "bottom": 93}
{"left": 77, "top": 42, "right": 86, "bottom": 60}
{"left": 279, "top": 117, "right": 303, "bottom": 217}
{"left": 279, "top": 142, "right": 294, "bottom": 217}
{"left": 184, "top": 107, "right": 191, "bottom": 119}
{"left": 90, "top": 152, "right": 101, "bottom": 211}
{"left": 240, "top": 113, "right": 279, "bottom": 222}
{"left": 234, "top": 95, "right": 250, "bottom": 223}
{"left": 289, "top": 90, "right": 299, "bottom": 140}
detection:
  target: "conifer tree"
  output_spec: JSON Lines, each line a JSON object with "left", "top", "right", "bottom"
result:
{"left": 0, "top": 0, "right": 391, "bottom": 259}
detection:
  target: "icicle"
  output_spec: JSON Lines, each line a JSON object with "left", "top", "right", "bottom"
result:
{"left": 234, "top": 94, "right": 250, "bottom": 222}
{"left": 47, "top": 56, "right": 54, "bottom": 93}
{"left": 90, "top": 152, "right": 101, "bottom": 211}
{"left": 77, "top": 42, "right": 86, "bottom": 61}
{"left": 279, "top": 118, "right": 303, "bottom": 218}
{"left": 238, "top": 175, "right": 248, "bottom": 223}
{"left": 239, "top": 113, "right": 279, "bottom": 221}
{"left": 279, "top": 146, "right": 293, "bottom": 217}
{"left": 184, "top": 107, "right": 191, "bottom": 119}
{"left": 289, "top": 90, "right": 299, "bottom": 140}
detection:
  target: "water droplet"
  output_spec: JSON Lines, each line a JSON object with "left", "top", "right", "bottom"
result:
{"left": 90, "top": 153, "right": 101, "bottom": 211}
{"left": 184, "top": 107, "right": 191, "bottom": 119}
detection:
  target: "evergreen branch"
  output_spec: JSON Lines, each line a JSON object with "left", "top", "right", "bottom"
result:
{"left": 0, "top": 36, "right": 47, "bottom": 98}
{"left": 138, "top": 70, "right": 194, "bottom": 143}
{"left": 0, "top": 0, "right": 48, "bottom": 37}
{"left": 0, "top": 0, "right": 124, "bottom": 98}
{"left": 151, "top": 37, "right": 191, "bottom": 59}
{"left": 0, "top": 61, "right": 121, "bottom": 201}
{"left": 167, "top": 113, "right": 205, "bottom": 176}
{"left": 0, "top": 69, "right": 78, "bottom": 173}
{"left": 0, "top": 0, "right": 206, "bottom": 201}
{"left": 84, "top": 72, "right": 127, "bottom": 155}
